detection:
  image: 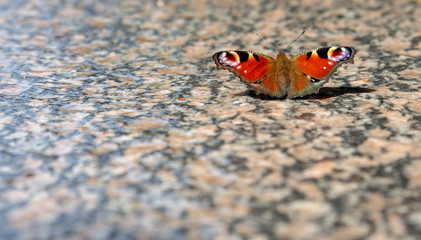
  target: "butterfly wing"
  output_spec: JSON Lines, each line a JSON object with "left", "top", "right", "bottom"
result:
{"left": 288, "top": 46, "right": 356, "bottom": 98}
{"left": 212, "top": 51, "right": 285, "bottom": 97}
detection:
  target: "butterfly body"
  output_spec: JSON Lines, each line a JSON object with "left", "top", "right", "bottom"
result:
{"left": 212, "top": 47, "right": 356, "bottom": 98}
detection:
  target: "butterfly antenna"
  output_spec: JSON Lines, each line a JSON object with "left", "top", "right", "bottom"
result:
{"left": 254, "top": 32, "right": 280, "bottom": 53}
{"left": 284, "top": 30, "right": 306, "bottom": 51}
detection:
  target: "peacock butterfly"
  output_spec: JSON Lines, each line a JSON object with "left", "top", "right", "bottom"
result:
{"left": 212, "top": 46, "right": 356, "bottom": 98}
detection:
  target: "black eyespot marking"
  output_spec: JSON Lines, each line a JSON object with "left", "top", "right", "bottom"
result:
{"left": 310, "top": 78, "right": 320, "bottom": 83}
{"left": 253, "top": 53, "right": 260, "bottom": 62}
{"left": 236, "top": 51, "right": 250, "bottom": 62}
{"left": 255, "top": 78, "right": 263, "bottom": 84}
{"left": 306, "top": 51, "right": 312, "bottom": 60}
{"left": 316, "top": 48, "right": 329, "bottom": 59}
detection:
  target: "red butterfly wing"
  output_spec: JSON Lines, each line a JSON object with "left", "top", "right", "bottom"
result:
{"left": 287, "top": 46, "right": 356, "bottom": 98}
{"left": 212, "top": 51, "right": 283, "bottom": 96}
{"left": 292, "top": 47, "right": 356, "bottom": 80}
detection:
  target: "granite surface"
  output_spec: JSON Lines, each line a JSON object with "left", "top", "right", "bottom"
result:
{"left": 0, "top": 0, "right": 420, "bottom": 239}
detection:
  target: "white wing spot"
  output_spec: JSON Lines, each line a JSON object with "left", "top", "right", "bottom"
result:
{"left": 219, "top": 55, "right": 240, "bottom": 67}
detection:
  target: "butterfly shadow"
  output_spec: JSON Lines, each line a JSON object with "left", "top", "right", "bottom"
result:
{"left": 236, "top": 86, "right": 376, "bottom": 100}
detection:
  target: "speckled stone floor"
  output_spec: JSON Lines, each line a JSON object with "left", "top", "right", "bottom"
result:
{"left": 1, "top": 0, "right": 420, "bottom": 239}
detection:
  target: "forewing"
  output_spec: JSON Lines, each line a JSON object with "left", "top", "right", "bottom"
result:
{"left": 292, "top": 46, "right": 356, "bottom": 80}
{"left": 287, "top": 46, "right": 356, "bottom": 98}
{"left": 212, "top": 51, "right": 284, "bottom": 97}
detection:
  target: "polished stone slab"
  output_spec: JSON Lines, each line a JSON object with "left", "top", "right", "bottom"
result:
{"left": 0, "top": 0, "right": 420, "bottom": 239}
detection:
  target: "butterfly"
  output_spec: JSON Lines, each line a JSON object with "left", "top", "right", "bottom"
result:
{"left": 212, "top": 46, "right": 356, "bottom": 98}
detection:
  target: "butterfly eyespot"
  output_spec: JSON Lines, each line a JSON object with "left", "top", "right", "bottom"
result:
{"left": 311, "top": 78, "right": 320, "bottom": 83}
{"left": 255, "top": 78, "right": 263, "bottom": 84}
